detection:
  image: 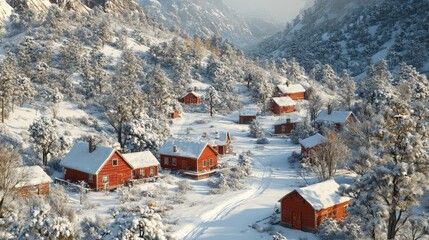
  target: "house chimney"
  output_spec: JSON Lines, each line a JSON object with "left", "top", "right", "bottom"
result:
{"left": 89, "top": 137, "right": 96, "bottom": 153}
{"left": 286, "top": 118, "right": 291, "bottom": 123}
{"left": 173, "top": 145, "right": 178, "bottom": 152}
{"left": 328, "top": 103, "right": 333, "bottom": 114}
{"left": 286, "top": 81, "right": 290, "bottom": 87}
{"left": 215, "top": 131, "right": 220, "bottom": 139}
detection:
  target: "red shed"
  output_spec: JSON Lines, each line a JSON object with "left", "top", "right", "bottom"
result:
{"left": 158, "top": 139, "right": 219, "bottom": 179}
{"left": 271, "top": 97, "right": 296, "bottom": 115}
{"left": 278, "top": 180, "right": 350, "bottom": 232}
{"left": 170, "top": 111, "right": 181, "bottom": 119}
{"left": 239, "top": 107, "right": 258, "bottom": 124}
{"left": 207, "top": 131, "right": 232, "bottom": 155}
{"left": 15, "top": 166, "right": 52, "bottom": 197}
{"left": 299, "top": 133, "right": 326, "bottom": 156}
{"left": 274, "top": 118, "right": 300, "bottom": 135}
{"left": 61, "top": 141, "right": 133, "bottom": 190}
{"left": 274, "top": 83, "right": 306, "bottom": 100}
{"left": 315, "top": 109, "right": 355, "bottom": 130}
{"left": 122, "top": 151, "right": 160, "bottom": 179}
{"left": 179, "top": 92, "right": 203, "bottom": 105}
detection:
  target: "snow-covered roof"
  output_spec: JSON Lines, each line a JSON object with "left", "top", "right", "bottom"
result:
{"left": 277, "top": 84, "right": 306, "bottom": 94}
{"left": 299, "top": 133, "right": 326, "bottom": 148}
{"left": 315, "top": 109, "right": 353, "bottom": 124}
{"left": 122, "top": 151, "right": 160, "bottom": 169}
{"left": 240, "top": 107, "right": 258, "bottom": 116}
{"left": 158, "top": 139, "right": 216, "bottom": 159}
{"left": 182, "top": 91, "right": 203, "bottom": 98}
{"left": 274, "top": 117, "right": 301, "bottom": 125}
{"left": 60, "top": 142, "right": 117, "bottom": 174}
{"left": 280, "top": 180, "right": 350, "bottom": 211}
{"left": 15, "top": 166, "right": 52, "bottom": 188}
{"left": 272, "top": 97, "right": 296, "bottom": 107}
{"left": 206, "top": 131, "right": 230, "bottom": 146}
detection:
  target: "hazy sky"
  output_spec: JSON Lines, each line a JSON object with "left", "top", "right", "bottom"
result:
{"left": 223, "top": 0, "right": 315, "bottom": 23}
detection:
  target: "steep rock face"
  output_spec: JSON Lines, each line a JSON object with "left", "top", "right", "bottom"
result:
{"left": 253, "top": 0, "right": 429, "bottom": 76}
{"left": 101, "top": 0, "right": 144, "bottom": 14}
{"left": 138, "top": 0, "right": 256, "bottom": 47}
{"left": 55, "top": 0, "right": 90, "bottom": 13}
{"left": 0, "top": 0, "right": 13, "bottom": 23}
{"left": 7, "top": 0, "right": 51, "bottom": 14}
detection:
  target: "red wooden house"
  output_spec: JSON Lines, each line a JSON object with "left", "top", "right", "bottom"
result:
{"left": 239, "top": 107, "right": 258, "bottom": 124}
{"left": 170, "top": 111, "right": 181, "bottom": 119}
{"left": 315, "top": 109, "right": 355, "bottom": 130}
{"left": 278, "top": 179, "right": 350, "bottom": 232}
{"left": 61, "top": 141, "right": 133, "bottom": 190}
{"left": 299, "top": 133, "right": 326, "bottom": 155}
{"left": 179, "top": 92, "right": 203, "bottom": 105}
{"left": 274, "top": 83, "right": 306, "bottom": 100}
{"left": 274, "top": 118, "right": 300, "bottom": 135}
{"left": 122, "top": 151, "right": 160, "bottom": 179}
{"left": 158, "top": 139, "right": 219, "bottom": 179}
{"left": 207, "top": 131, "right": 231, "bottom": 155}
{"left": 271, "top": 97, "right": 296, "bottom": 115}
{"left": 15, "top": 166, "right": 52, "bottom": 197}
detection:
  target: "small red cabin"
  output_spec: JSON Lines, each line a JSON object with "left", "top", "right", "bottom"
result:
{"left": 208, "top": 131, "right": 231, "bottom": 155}
{"left": 278, "top": 180, "right": 350, "bottom": 232}
{"left": 239, "top": 107, "right": 258, "bottom": 124}
{"left": 274, "top": 83, "right": 306, "bottom": 100}
{"left": 61, "top": 141, "right": 134, "bottom": 190}
{"left": 315, "top": 109, "right": 355, "bottom": 130}
{"left": 15, "top": 166, "right": 52, "bottom": 197}
{"left": 299, "top": 133, "right": 326, "bottom": 156}
{"left": 158, "top": 139, "right": 218, "bottom": 179}
{"left": 179, "top": 92, "right": 203, "bottom": 105}
{"left": 170, "top": 111, "right": 181, "bottom": 119}
{"left": 274, "top": 118, "right": 300, "bottom": 135}
{"left": 122, "top": 151, "right": 159, "bottom": 179}
{"left": 271, "top": 97, "right": 296, "bottom": 115}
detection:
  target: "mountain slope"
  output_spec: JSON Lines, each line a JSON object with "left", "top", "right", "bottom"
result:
{"left": 7, "top": 0, "right": 51, "bottom": 14}
{"left": 253, "top": 0, "right": 429, "bottom": 76}
{"left": 138, "top": 0, "right": 278, "bottom": 47}
{"left": 0, "top": 0, "right": 12, "bottom": 23}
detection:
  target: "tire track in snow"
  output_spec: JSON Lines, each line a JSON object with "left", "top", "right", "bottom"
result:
{"left": 182, "top": 162, "right": 273, "bottom": 240}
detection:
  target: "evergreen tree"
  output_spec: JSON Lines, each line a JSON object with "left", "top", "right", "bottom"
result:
{"left": 338, "top": 69, "right": 356, "bottom": 109}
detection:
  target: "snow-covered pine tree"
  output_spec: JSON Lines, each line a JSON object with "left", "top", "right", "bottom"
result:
{"left": 343, "top": 101, "right": 429, "bottom": 239}
{"left": 321, "top": 64, "right": 337, "bottom": 91}
{"left": 396, "top": 62, "right": 429, "bottom": 103}
{"left": 204, "top": 86, "right": 221, "bottom": 116}
{"left": 0, "top": 52, "right": 18, "bottom": 123}
{"left": 248, "top": 120, "right": 264, "bottom": 138}
{"left": 290, "top": 117, "right": 317, "bottom": 144}
{"left": 144, "top": 65, "right": 173, "bottom": 118}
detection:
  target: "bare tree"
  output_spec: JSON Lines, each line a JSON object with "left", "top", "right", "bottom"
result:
{"left": 307, "top": 94, "right": 324, "bottom": 122}
{"left": 305, "top": 132, "right": 350, "bottom": 181}
{"left": 0, "top": 147, "right": 27, "bottom": 216}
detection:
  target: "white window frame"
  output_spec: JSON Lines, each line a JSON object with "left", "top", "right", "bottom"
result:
{"left": 150, "top": 167, "right": 155, "bottom": 176}
{"left": 164, "top": 157, "right": 169, "bottom": 165}
{"left": 102, "top": 175, "right": 108, "bottom": 184}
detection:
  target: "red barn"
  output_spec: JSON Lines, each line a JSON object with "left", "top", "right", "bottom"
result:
{"left": 278, "top": 180, "right": 350, "bottom": 232}
{"left": 158, "top": 139, "right": 218, "bottom": 179}
{"left": 274, "top": 118, "right": 300, "bottom": 135}
{"left": 271, "top": 97, "right": 296, "bottom": 115}
{"left": 315, "top": 109, "right": 355, "bottom": 130}
{"left": 15, "top": 166, "right": 52, "bottom": 197}
{"left": 61, "top": 141, "right": 133, "bottom": 190}
{"left": 299, "top": 133, "right": 326, "bottom": 156}
{"left": 274, "top": 83, "right": 306, "bottom": 100}
{"left": 239, "top": 107, "right": 258, "bottom": 124}
{"left": 122, "top": 151, "right": 160, "bottom": 179}
{"left": 179, "top": 92, "right": 203, "bottom": 105}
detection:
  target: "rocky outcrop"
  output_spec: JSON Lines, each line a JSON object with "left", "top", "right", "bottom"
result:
{"left": 0, "top": 0, "right": 13, "bottom": 23}
{"left": 7, "top": 0, "right": 51, "bottom": 14}
{"left": 55, "top": 0, "right": 90, "bottom": 13}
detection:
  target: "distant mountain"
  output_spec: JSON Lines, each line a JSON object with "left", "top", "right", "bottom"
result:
{"left": 253, "top": 0, "right": 429, "bottom": 76}
{"left": 138, "top": 0, "right": 280, "bottom": 47}
{"left": 7, "top": 0, "right": 51, "bottom": 14}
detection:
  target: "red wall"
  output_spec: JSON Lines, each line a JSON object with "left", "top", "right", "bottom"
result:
{"left": 274, "top": 122, "right": 296, "bottom": 134}
{"left": 280, "top": 191, "right": 316, "bottom": 231}
{"left": 315, "top": 201, "right": 350, "bottom": 228}
{"left": 17, "top": 182, "right": 50, "bottom": 197}
{"left": 134, "top": 166, "right": 158, "bottom": 179}
{"left": 286, "top": 92, "right": 305, "bottom": 100}
{"left": 272, "top": 102, "right": 295, "bottom": 115}
{"left": 239, "top": 115, "right": 256, "bottom": 124}
{"left": 64, "top": 168, "right": 97, "bottom": 189}
{"left": 180, "top": 93, "right": 202, "bottom": 105}
{"left": 97, "top": 152, "right": 133, "bottom": 190}
{"left": 170, "top": 111, "right": 181, "bottom": 119}
{"left": 160, "top": 146, "right": 218, "bottom": 172}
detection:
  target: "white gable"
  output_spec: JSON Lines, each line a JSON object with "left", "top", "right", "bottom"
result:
{"left": 295, "top": 180, "right": 350, "bottom": 210}
{"left": 158, "top": 139, "right": 213, "bottom": 159}
{"left": 60, "top": 142, "right": 116, "bottom": 174}
{"left": 206, "top": 131, "right": 229, "bottom": 146}
{"left": 272, "top": 97, "right": 296, "bottom": 107}
{"left": 122, "top": 151, "right": 159, "bottom": 169}
{"left": 299, "top": 133, "right": 326, "bottom": 148}
{"left": 277, "top": 84, "right": 306, "bottom": 94}
{"left": 240, "top": 107, "right": 258, "bottom": 116}
{"left": 15, "top": 166, "right": 52, "bottom": 188}
{"left": 315, "top": 109, "right": 353, "bottom": 124}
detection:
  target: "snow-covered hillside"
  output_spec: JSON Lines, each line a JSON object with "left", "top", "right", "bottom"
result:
{"left": 253, "top": 0, "right": 429, "bottom": 76}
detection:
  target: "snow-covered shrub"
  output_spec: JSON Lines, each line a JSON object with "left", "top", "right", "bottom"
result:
{"left": 79, "top": 215, "right": 109, "bottom": 240}
{"left": 272, "top": 232, "right": 288, "bottom": 240}
{"left": 103, "top": 206, "right": 166, "bottom": 240}
{"left": 194, "top": 119, "right": 209, "bottom": 124}
{"left": 256, "top": 136, "right": 270, "bottom": 144}
{"left": 318, "top": 218, "right": 344, "bottom": 240}
{"left": 47, "top": 185, "right": 76, "bottom": 222}
{"left": 170, "top": 192, "right": 186, "bottom": 205}
{"left": 269, "top": 206, "right": 281, "bottom": 225}
{"left": 287, "top": 151, "right": 302, "bottom": 164}
{"left": 248, "top": 120, "right": 264, "bottom": 138}
{"left": 177, "top": 180, "right": 192, "bottom": 193}
{"left": 237, "top": 153, "right": 251, "bottom": 177}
